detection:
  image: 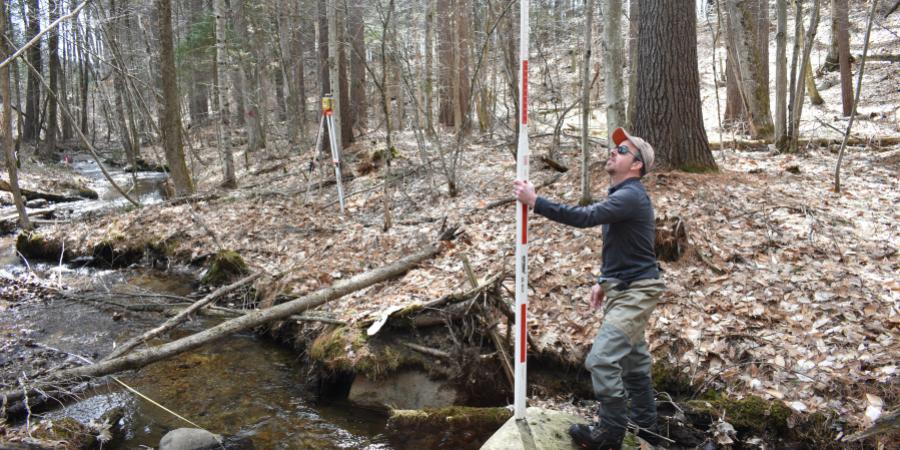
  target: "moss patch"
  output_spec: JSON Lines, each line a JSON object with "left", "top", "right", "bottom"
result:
{"left": 686, "top": 394, "right": 793, "bottom": 435}
{"left": 30, "top": 417, "right": 96, "bottom": 449}
{"left": 201, "top": 249, "right": 249, "bottom": 285}
{"left": 91, "top": 240, "right": 145, "bottom": 267}
{"left": 16, "top": 231, "right": 69, "bottom": 262}
{"left": 308, "top": 326, "right": 413, "bottom": 380}
{"left": 651, "top": 361, "right": 695, "bottom": 397}
{"left": 386, "top": 407, "right": 511, "bottom": 449}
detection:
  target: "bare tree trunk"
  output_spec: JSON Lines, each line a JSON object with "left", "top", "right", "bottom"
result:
{"left": 214, "top": 0, "right": 237, "bottom": 187}
{"left": 789, "top": 0, "right": 821, "bottom": 153}
{"left": 455, "top": 0, "right": 471, "bottom": 133}
{"left": 348, "top": 0, "right": 367, "bottom": 133}
{"left": 1, "top": 4, "right": 31, "bottom": 230}
{"left": 424, "top": 0, "right": 434, "bottom": 132}
{"left": 775, "top": 0, "right": 788, "bottom": 145}
{"left": 836, "top": 0, "right": 853, "bottom": 116}
{"left": 24, "top": 0, "right": 41, "bottom": 143}
{"left": 294, "top": 12, "right": 309, "bottom": 144}
{"left": 634, "top": 0, "right": 716, "bottom": 171}
{"left": 157, "top": 0, "right": 194, "bottom": 195}
{"left": 825, "top": 0, "right": 840, "bottom": 71}
{"left": 337, "top": 3, "right": 352, "bottom": 146}
{"left": 327, "top": 0, "right": 344, "bottom": 159}
{"left": 580, "top": 0, "right": 594, "bottom": 205}
{"left": 602, "top": 0, "right": 625, "bottom": 145}
{"left": 105, "top": 0, "right": 135, "bottom": 168}
{"left": 277, "top": 0, "right": 299, "bottom": 143}
{"left": 43, "top": 0, "right": 61, "bottom": 159}
{"left": 75, "top": 16, "right": 89, "bottom": 135}
{"left": 59, "top": 35, "right": 73, "bottom": 141}
{"left": 188, "top": 0, "right": 210, "bottom": 124}
{"left": 381, "top": 0, "right": 396, "bottom": 231}
{"left": 233, "top": 1, "right": 265, "bottom": 154}
{"left": 437, "top": 0, "right": 454, "bottom": 126}
{"left": 625, "top": 0, "right": 639, "bottom": 130}
{"left": 724, "top": 0, "right": 774, "bottom": 140}
{"left": 834, "top": 0, "right": 878, "bottom": 192}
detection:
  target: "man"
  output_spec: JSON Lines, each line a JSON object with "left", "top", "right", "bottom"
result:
{"left": 513, "top": 128, "right": 664, "bottom": 449}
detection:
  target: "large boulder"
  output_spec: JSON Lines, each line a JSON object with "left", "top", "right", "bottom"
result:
{"left": 480, "top": 408, "right": 645, "bottom": 450}
{"left": 349, "top": 369, "right": 460, "bottom": 410}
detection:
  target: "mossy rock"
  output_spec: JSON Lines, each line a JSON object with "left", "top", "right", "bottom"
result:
{"left": 16, "top": 231, "right": 69, "bottom": 262}
{"left": 76, "top": 187, "right": 99, "bottom": 199}
{"left": 309, "top": 326, "right": 413, "bottom": 380}
{"left": 651, "top": 361, "right": 695, "bottom": 397}
{"left": 201, "top": 249, "right": 249, "bottom": 285}
{"left": 686, "top": 394, "right": 793, "bottom": 435}
{"left": 386, "top": 407, "right": 511, "bottom": 449}
{"left": 91, "top": 240, "right": 145, "bottom": 267}
{"left": 31, "top": 417, "right": 96, "bottom": 449}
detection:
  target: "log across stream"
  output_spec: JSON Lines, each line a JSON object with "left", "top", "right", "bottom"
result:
{"left": 0, "top": 267, "right": 395, "bottom": 449}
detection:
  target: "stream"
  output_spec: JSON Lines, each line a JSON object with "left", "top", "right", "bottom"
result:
{"left": 3, "top": 157, "right": 396, "bottom": 449}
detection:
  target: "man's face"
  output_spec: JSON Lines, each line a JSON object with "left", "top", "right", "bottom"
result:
{"left": 604, "top": 140, "right": 642, "bottom": 176}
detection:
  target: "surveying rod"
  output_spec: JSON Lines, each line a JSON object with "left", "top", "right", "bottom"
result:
{"left": 514, "top": 0, "right": 530, "bottom": 421}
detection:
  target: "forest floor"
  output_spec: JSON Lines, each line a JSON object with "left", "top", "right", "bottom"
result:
{"left": 2, "top": 2, "right": 899, "bottom": 448}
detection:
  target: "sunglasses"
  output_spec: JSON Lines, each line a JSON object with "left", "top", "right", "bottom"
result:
{"left": 613, "top": 145, "right": 642, "bottom": 162}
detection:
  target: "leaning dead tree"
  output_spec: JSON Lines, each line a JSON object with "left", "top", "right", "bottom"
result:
{"left": 0, "top": 228, "right": 460, "bottom": 414}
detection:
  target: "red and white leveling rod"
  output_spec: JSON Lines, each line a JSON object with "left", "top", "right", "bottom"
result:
{"left": 514, "top": 0, "right": 530, "bottom": 421}
{"left": 322, "top": 95, "right": 345, "bottom": 214}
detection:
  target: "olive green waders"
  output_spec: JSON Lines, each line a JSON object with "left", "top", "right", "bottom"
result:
{"left": 584, "top": 278, "right": 664, "bottom": 435}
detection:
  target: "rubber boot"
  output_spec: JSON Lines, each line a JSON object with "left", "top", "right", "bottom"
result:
{"left": 624, "top": 371, "right": 661, "bottom": 446}
{"left": 569, "top": 396, "right": 627, "bottom": 450}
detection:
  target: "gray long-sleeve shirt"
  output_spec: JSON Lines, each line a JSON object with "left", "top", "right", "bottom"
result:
{"left": 533, "top": 177, "right": 660, "bottom": 284}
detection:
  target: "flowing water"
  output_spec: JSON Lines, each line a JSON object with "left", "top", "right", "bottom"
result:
{"left": 3, "top": 157, "right": 396, "bottom": 449}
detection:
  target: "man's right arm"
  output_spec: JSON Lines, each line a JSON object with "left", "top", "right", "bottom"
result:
{"left": 533, "top": 188, "right": 636, "bottom": 228}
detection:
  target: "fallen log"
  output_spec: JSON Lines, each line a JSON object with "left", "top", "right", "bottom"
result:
{"left": 104, "top": 272, "right": 262, "bottom": 360}
{"left": 0, "top": 227, "right": 459, "bottom": 413}
{"left": 0, "top": 180, "right": 83, "bottom": 203}
{"left": 0, "top": 207, "right": 56, "bottom": 232}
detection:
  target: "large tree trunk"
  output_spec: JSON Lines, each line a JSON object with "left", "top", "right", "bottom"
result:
{"left": 348, "top": 0, "right": 367, "bottom": 133}
{"left": 633, "top": 0, "right": 716, "bottom": 171}
{"left": 625, "top": 0, "right": 639, "bottom": 130}
{"left": 23, "top": 0, "right": 41, "bottom": 143}
{"left": 337, "top": 4, "right": 352, "bottom": 146}
{"left": 213, "top": 0, "right": 237, "bottom": 187}
{"left": 43, "top": 0, "right": 61, "bottom": 159}
{"left": 775, "top": 0, "right": 788, "bottom": 145}
{"left": 2, "top": 4, "right": 31, "bottom": 230}
{"left": 724, "top": 0, "right": 774, "bottom": 140}
{"left": 602, "top": 0, "right": 625, "bottom": 146}
{"left": 581, "top": 0, "right": 594, "bottom": 205}
{"left": 157, "top": 0, "right": 194, "bottom": 195}
{"left": 836, "top": 0, "right": 853, "bottom": 116}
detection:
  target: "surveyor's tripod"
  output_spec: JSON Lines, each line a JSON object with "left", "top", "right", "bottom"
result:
{"left": 312, "top": 95, "right": 345, "bottom": 214}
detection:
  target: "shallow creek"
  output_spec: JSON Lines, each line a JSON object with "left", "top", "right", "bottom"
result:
{"left": 3, "top": 157, "right": 395, "bottom": 448}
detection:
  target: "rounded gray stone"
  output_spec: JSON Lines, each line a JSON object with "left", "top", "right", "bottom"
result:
{"left": 159, "top": 428, "right": 223, "bottom": 450}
